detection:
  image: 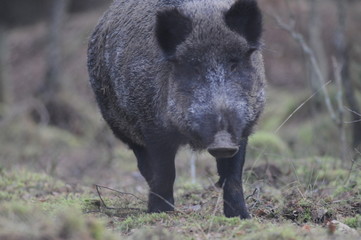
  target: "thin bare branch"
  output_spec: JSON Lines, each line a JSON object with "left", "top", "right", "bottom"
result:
{"left": 207, "top": 182, "right": 223, "bottom": 238}
{"left": 344, "top": 106, "right": 361, "bottom": 123}
{"left": 355, "top": 148, "right": 361, "bottom": 156}
{"left": 345, "top": 119, "right": 361, "bottom": 124}
{"left": 273, "top": 14, "right": 338, "bottom": 123}
{"left": 344, "top": 106, "right": 361, "bottom": 117}
{"left": 274, "top": 81, "right": 331, "bottom": 134}
{"left": 148, "top": 191, "right": 177, "bottom": 210}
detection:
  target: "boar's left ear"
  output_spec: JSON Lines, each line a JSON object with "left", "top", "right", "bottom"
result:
{"left": 156, "top": 9, "right": 192, "bottom": 58}
{"left": 225, "top": 0, "right": 262, "bottom": 46}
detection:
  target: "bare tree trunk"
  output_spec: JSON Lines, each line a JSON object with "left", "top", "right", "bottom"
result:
{"left": 0, "top": 26, "right": 5, "bottom": 105}
{"left": 308, "top": 0, "right": 328, "bottom": 110}
{"left": 335, "top": 0, "right": 361, "bottom": 154}
{"left": 189, "top": 150, "right": 197, "bottom": 184}
{"left": 37, "top": 0, "right": 69, "bottom": 100}
{"left": 0, "top": 25, "right": 12, "bottom": 107}
{"left": 333, "top": 58, "right": 347, "bottom": 163}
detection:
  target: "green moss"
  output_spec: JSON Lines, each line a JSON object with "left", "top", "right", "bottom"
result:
{"left": 58, "top": 210, "right": 87, "bottom": 238}
{"left": 280, "top": 115, "right": 341, "bottom": 157}
{"left": 299, "top": 208, "right": 312, "bottom": 223}
{"left": 37, "top": 125, "right": 81, "bottom": 147}
{"left": 298, "top": 198, "right": 312, "bottom": 208}
{"left": 0, "top": 168, "right": 68, "bottom": 201}
{"left": 128, "top": 227, "right": 178, "bottom": 240}
{"left": 0, "top": 203, "right": 116, "bottom": 240}
{"left": 258, "top": 87, "right": 309, "bottom": 132}
{"left": 246, "top": 226, "right": 299, "bottom": 240}
{"left": 87, "top": 218, "right": 108, "bottom": 240}
{"left": 206, "top": 216, "right": 242, "bottom": 232}
{"left": 248, "top": 131, "right": 290, "bottom": 159}
{"left": 294, "top": 156, "right": 349, "bottom": 186}
{"left": 39, "top": 193, "right": 93, "bottom": 214}
{"left": 0, "top": 168, "right": 98, "bottom": 217}
{"left": 118, "top": 212, "right": 171, "bottom": 232}
{"left": 344, "top": 215, "right": 361, "bottom": 229}
{"left": 175, "top": 179, "right": 203, "bottom": 200}
{"left": 0, "top": 118, "right": 84, "bottom": 172}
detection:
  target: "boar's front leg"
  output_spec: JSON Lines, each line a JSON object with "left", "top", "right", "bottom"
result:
{"left": 216, "top": 138, "right": 250, "bottom": 219}
{"left": 133, "top": 143, "right": 177, "bottom": 213}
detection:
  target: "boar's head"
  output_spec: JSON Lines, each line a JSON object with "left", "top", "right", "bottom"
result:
{"left": 156, "top": 0, "right": 265, "bottom": 157}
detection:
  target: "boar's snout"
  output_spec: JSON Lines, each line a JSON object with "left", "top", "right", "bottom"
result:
{"left": 207, "top": 131, "right": 239, "bottom": 159}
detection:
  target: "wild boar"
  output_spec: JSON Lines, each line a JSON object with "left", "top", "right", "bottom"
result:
{"left": 87, "top": 0, "right": 265, "bottom": 219}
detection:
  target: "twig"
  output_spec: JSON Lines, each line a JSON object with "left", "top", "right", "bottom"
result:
{"left": 207, "top": 180, "right": 224, "bottom": 238}
{"left": 207, "top": 176, "right": 222, "bottom": 191}
{"left": 356, "top": 148, "right": 361, "bottom": 156}
{"left": 246, "top": 188, "right": 260, "bottom": 210}
{"left": 244, "top": 145, "right": 268, "bottom": 186}
{"left": 345, "top": 148, "right": 361, "bottom": 185}
{"left": 96, "top": 184, "right": 112, "bottom": 209}
{"left": 96, "top": 184, "right": 146, "bottom": 203}
{"left": 148, "top": 191, "right": 177, "bottom": 210}
{"left": 189, "top": 150, "right": 197, "bottom": 184}
{"left": 274, "top": 81, "right": 331, "bottom": 134}
{"left": 96, "top": 184, "right": 209, "bottom": 238}
{"left": 344, "top": 119, "right": 361, "bottom": 124}
{"left": 95, "top": 184, "right": 146, "bottom": 210}
{"left": 345, "top": 106, "right": 361, "bottom": 117}
{"left": 344, "top": 158, "right": 356, "bottom": 185}
{"left": 246, "top": 188, "right": 258, "bottom": 200}
{"left": 344, "top": 106, "right": 361, "bottom": 123}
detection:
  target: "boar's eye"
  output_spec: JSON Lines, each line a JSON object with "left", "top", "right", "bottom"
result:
{"left": 246, "top": 47, "right": 258, "bottom": 58}
{"left": 229, "top": 58, "right": 240, "bottom": 72}
{"left": 193, "top": 65, "right": 202, "bottom": 75}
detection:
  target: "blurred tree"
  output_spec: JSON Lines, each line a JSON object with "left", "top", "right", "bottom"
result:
{"left": 0, "top": 26, "right": 5, "bottom": 106}
{"left": 0, "top": 0, "right": 111, "bottom": 27}
{"left": 273, "top": 0, "right": 360, "bottom": 160}
{"left": 37, "top": 0, "right": 69, "bottom": 99}
{"left": 0, "top": 26, "right": 12, "bottom": 109}
{"left": 308, "top": 0, "right": 328, "bottom": 110}
{"left": 0, "top": 0, "right": 50, "bottom": 27}
{"left": 33, "top": 0, "right": 85, "bottom": 133}
{"left": 334, "top": 0, "right": 361, "bottom": 153}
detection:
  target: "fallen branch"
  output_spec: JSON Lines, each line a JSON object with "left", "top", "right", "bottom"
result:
{"left": 95, "top": 184, "right": 146, "bottom": 210}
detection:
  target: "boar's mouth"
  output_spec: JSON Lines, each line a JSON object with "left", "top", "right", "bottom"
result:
{"left": 207, "top": 130, "right": 239, "bottom": 159}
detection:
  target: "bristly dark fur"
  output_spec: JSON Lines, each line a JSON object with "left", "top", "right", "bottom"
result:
{"left": 225, "top": 0, "right": 263, "bottom": 46}
{"left": 156, "top": 8, "right": 193, "bottom": 57}
{"left": 87, "top": 0, "right": 266, "bottom": 219}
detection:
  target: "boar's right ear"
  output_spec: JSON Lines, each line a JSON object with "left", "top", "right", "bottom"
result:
{"left": 225, "top": 0, "right": 262, "bottom": 46}
{"left": 156, "top": 9, "right": 192, "bottom": 58}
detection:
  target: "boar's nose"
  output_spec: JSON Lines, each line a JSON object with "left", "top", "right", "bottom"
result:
{"left": 207, "top": 131, "right": 239, "bottom": 159}
{"left": 208, "top": 147, "right": 239, "bottom": 159}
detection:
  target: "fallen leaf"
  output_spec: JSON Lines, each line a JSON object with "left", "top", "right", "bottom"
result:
{"left": 302, "top": 224, "right": 311, "bottom": 232}
{"left": 330, "top": 220, "right": 360, "bottom": 236}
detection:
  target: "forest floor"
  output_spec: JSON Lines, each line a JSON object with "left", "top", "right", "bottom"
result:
{"left": 1, "top": 148, "right": 360, "bottom": 240}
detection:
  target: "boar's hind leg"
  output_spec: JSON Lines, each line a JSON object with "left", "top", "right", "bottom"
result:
{"left": 133, "top": 144, "right": 177, "bottom": 213}
{"left": 216, "top": 139, "right": 251, "bottom": 219}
